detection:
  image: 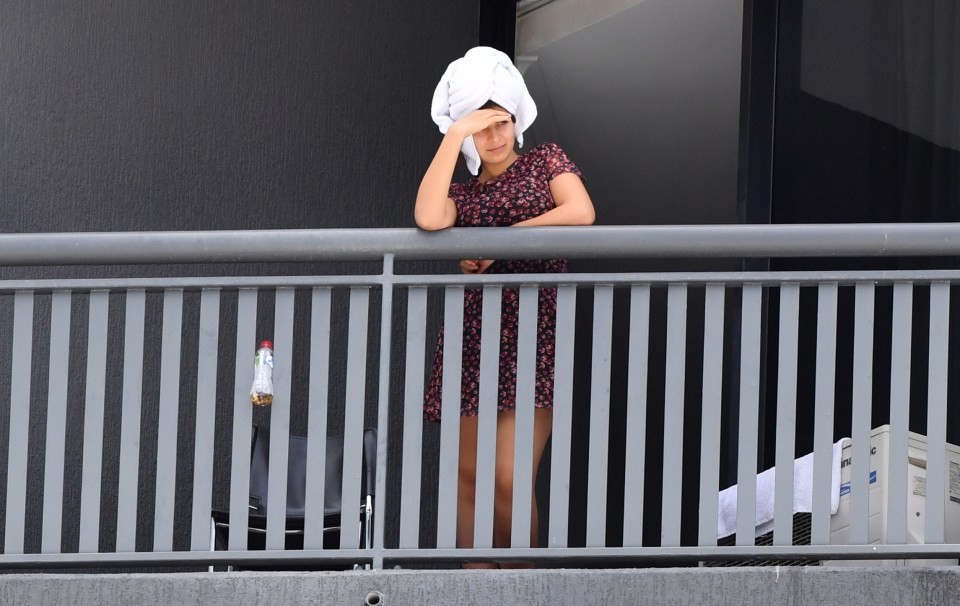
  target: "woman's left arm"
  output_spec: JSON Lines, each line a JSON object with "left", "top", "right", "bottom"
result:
{"left": 512, "top": 173, "right": 596, "bottom": 227}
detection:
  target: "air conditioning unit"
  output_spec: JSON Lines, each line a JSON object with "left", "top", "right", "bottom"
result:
{"left": 825, "top": 424, "right": 960, "bottom": 567}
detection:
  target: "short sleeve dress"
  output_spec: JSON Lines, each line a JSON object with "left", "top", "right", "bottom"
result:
{"left": 423, "top": 142, "right": 584, "bottom": 422}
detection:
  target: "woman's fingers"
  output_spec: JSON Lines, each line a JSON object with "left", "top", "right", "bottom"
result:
{"left": 451, "top": 110, "right": 513, "bottom": 137}
{"left": 460, "top": 259, "right": 495, "bottom": 274}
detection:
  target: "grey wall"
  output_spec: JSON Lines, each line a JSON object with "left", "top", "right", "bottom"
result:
{"left": 0, "top": 1, "right": 476, "bottom": 233}
{"left": 0, "top": 0, "right": 478, "bottom": 557}
{"left": 521, "top": 0, "right": 744, "bottom": 228}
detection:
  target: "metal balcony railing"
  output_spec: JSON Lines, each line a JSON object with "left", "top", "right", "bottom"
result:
{"left": 0, "top": 224, "right": 959, "bottom": 570}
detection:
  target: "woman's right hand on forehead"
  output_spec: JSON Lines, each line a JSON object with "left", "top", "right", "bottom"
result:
{"left": 448, "top": 109, "right": 513, "bottom": 138}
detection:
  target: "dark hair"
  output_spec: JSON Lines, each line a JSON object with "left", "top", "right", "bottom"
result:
{"left": 479, "top": 99, "right": 516, "bottom": 123}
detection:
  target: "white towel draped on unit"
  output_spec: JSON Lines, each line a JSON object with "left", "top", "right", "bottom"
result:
{"left": 431, "top": 46, "right": 538, "bottom": 175}
{"left": 717, "top": 438, "right": 850, "bottom": 540}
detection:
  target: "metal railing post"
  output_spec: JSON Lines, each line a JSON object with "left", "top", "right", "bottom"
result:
{"left": 372, "top": 253, "right": 395, "bottom": 569}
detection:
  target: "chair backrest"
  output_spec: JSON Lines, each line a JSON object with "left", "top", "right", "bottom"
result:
{"left": 247, "top": 426, "right": 376, "bottom": 518}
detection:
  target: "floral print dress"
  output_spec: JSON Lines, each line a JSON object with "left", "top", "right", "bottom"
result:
{"left": 422, "top": 142, "right": 584, "bottom": 422}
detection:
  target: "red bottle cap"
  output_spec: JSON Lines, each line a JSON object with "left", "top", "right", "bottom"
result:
{"left": 259, "top": 340, "right": 273, "bottom": 349}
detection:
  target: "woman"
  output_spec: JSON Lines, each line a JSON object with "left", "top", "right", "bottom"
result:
{"left": 415, "top": 47, "right": 594, "bottom": 565}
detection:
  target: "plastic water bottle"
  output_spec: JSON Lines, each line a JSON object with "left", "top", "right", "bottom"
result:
{"left": 250, "top": 340, "right": 274, "bottom": 406}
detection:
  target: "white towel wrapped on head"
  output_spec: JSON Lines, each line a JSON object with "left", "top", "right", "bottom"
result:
{"left": 431, "top": 46, "right": 538, "bottom": 175}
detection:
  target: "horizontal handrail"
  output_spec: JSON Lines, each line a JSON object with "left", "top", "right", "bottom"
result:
{"left": 0, "top": 269, "right": 958, "bottom": 294}
{"left": 0, "top": 543, "right": 957, "bottom": 569}
{"left": 1, "top": 223, "right": 960, "bottom": 265}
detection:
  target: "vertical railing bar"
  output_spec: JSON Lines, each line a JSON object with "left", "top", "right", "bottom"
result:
{"left": 227, "top": 288, "right": 257, "bottom": 550}
{"left": 925, "top": 281, "right": 950, "bottom": 544}
{"left": 697, "top": 284, "right": 724, "bottom": 546}
{"left": 79, "top": 290, "right": 109, "bottom": 553}
{"left": 5, "top": 290, "right": 36, "bottom": 556}
{"left": 41, "top": 291, "right": 71, "bottom": 554}
{"left": 734, "top": 284, "right": 762, "bottom": 546}
{"left": 886, "top": 282, "right": 912, "bottom": 544}
{"left": 373, "top": 253, "right": 396, "bottom": 566}
{"left": 548, "top": 285, "right": 577, "bottom": 548}
{"left": 436, "top": 286, "right": 464, "bottom": 549}
{"left": 4, "top": 291, "right": 33, "bottom": 556}
{"left": 339, "top": 287, "right": 369, "bottom": 550}
{"left": 510, "top": 285, "right": 538, "bottom": 548}
{"left": 661, "top": 284, "right": 687, "bottom": 547}
{"left": 189, "top": 289, "right": 220, "bottom": 551}
{"left": 586, "top": 285, "right": 614, "bottom": 547}
{"left": 116, "top": 289, "right": 145, "bottom": 552}
{"left": 811, "top": 282, "right": 838, "bottom": 545}
{"left": 265, "top": 288, "right": 295, "bottom": 550}
{"left": 622, "top": 284, "right": 650, "bottom": 547}
{"left": 303, "top": 288, "right": 332, "bottom": 550}
{"left": 849, "top": 282, "right": 875, "bottom": 545}
{"left": 399, "top": 287, "right": 427, "bottom": 549}
{"left": 153, "top": 289, "right": 183, "bottom": 552}
{"left": 473, "top": 285, "right": 502, "bottom": 549}
{"left": 772, "top": 284, "right": 799, "bottom": 546}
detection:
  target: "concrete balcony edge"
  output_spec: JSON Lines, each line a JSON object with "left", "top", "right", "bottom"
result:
{"left": 0, "top": 567, "right": 958, "bottom": 606}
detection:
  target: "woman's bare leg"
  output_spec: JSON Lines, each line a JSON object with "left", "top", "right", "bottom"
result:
{"left": 492, "top": 408, "right": 553, "bottom": 567}
{"left": 456, "top": 415, "right": 496, "bottom": 568}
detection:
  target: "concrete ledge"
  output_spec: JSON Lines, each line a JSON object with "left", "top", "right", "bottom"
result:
{"left": 2, "top": 567, "right": 960, "bottom": 606}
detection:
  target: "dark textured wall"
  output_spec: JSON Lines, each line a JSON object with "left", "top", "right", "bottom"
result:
{"left": 0, "top": 0, "right": 479, "bottom": 559}
{"left": 0, "top": 1, "right": 477, "bottom": 233}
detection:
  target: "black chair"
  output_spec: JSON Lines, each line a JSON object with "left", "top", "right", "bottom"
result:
{"left": 211, "top": 425, "right": 377, "bottom": 561}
